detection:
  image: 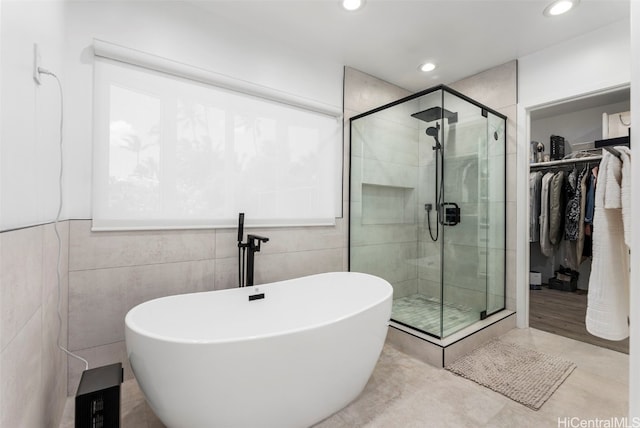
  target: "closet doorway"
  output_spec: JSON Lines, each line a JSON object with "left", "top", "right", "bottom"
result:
{"left": 528, "top": 88, "right": 630, "bottom": 355}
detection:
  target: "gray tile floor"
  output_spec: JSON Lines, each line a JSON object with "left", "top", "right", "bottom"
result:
{"left": 60, "top": 328, "right": 628, "bottom": 427}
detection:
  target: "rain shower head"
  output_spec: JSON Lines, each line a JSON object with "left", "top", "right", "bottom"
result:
{"left": 411, "top": 106, "right": 458, "bottom": 124}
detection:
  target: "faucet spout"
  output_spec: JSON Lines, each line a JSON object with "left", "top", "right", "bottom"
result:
{"left": 248, "top": 234, "right": 269, "bottom": 244}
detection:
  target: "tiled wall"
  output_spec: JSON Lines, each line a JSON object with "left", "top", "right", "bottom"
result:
{"left": 66, "top": 218, "right": 346, "bottom": 393}
{"left": 0, "top": 222, "right": 69, "bottom": 427}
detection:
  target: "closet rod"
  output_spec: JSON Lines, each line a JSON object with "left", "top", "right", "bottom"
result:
{"left": 530, "top": 155, "right": 602, "bottom": 170}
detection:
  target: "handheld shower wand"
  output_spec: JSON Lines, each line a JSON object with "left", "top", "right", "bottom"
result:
{"left": 426, "top": 124, "right": 441, "bottom": 149}
{"left": 426, "top": 123, "right": 444, "bottom": 242}
{"left": 237, "top": 213, "right": 246, "bottom": 287}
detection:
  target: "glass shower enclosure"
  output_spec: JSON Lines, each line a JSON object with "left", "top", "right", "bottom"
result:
{"left": 349, "top": 85, "right": 506, "bottom": 339}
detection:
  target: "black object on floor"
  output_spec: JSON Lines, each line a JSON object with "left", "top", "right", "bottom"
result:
{"left": 75, "top": 362, "right": 123, "bottom": 428}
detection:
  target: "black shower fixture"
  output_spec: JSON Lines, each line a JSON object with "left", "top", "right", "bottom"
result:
{"left": 415, "top": 108, "right": 461, "bottom": 242}
{"left": 426, "top": 124, "right": 441, "bottom": 149}
{"left": 237, "top": 213, "right": 269, "bottom": 287}
{"left": 425, "top": 125, "right": 439, "bottom": 138}
{"left": 411, "top": 106, "right": 458, "bottom": 124}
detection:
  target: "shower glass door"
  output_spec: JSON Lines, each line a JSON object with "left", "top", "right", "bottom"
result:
{"left": 440, "top": 91, "right": 488, "bottom": 337}
{"left": 349, "top": 85, "right": 505, "bottom": 339}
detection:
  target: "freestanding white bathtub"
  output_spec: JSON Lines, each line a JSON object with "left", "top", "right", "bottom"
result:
{"left": 124, "top": 272, "right": 392, "bottom": 428}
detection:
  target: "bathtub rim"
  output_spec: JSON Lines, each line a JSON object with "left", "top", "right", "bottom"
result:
{"left": 125, "top": 271, "right": 392, "bottom": 346}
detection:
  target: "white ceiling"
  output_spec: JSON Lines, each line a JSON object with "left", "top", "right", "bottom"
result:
{"left": 188, "top": 0, "right": 630, "bottom": 92}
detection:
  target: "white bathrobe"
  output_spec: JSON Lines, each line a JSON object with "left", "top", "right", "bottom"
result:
{"left": 586, "top": 147, "right": 631, "bottom": 341}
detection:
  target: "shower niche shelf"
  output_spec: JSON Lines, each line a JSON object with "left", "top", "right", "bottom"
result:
{"left": 361, "top": 183, "right": 415, "bottom": 225}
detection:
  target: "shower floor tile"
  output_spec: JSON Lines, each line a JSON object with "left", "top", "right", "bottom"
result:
{"left": 392, "top": 293, "right": 479, "bottom": 337}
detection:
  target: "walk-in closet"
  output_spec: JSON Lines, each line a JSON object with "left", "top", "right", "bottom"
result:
{"left": 528, "top": 87, "right": 630, "bottom": 354}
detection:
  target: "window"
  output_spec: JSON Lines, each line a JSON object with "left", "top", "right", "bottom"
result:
{"left": 92, "top": 46, "right": 341, "bottom": 230}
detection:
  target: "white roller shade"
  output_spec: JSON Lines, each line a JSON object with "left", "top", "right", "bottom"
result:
{"left": 92, "top": 44, "right": 341, "bottom": 230}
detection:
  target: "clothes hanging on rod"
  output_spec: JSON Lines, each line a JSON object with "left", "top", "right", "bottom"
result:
{"left": 564, "top": 165, "right": 581, "bottom": 241}
{"left": 586, "top": 146, "right": 631, "bottom": 341}
{"left": 562, "top": 165, "right": 585, "bottom": 270}
{"left": 548, "top": 171, "right": 566, "bottom": 246}
{"left": 529, "top": 171, "right": 543, "bottom": 242}
{"left": 576, "top": 165, "right": 594, "bottom": 263}
{"left": 539, "top": 171, "right": 555, "bottom": 257}
{"left": 530, "top": 155, "right": 599, "bottom": 263}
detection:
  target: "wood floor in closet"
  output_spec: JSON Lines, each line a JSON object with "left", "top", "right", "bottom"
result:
{"left": 529, "top": 286, "right": 629, "bottom": 354}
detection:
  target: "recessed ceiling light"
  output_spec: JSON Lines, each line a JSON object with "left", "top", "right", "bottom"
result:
{"left": 543, "top": 0, "right": 579, "bottom": 17}
{"left": 419, "top": 62, "right": 436, "bottom": 72}
{"left": 342, "top": 0, "right": 364, "bottom": 11}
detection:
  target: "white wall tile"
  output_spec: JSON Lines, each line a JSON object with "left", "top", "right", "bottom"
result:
{"left": 344, "top": 68, "right": 411, "bottom": 113}
{"left": 350, "top": 220, "right": 417, "bottom": 247}
{"left": 506, "top": 201, "right": 517, "bottom": 250}
{"left": 0, "top": 309, "right": 43, "bottom": 428}
{"left": 253, "top": 248, "right": 344, "bottom": 285}
{"left": 497, "top": 105, "right": 517, "bottom": 155}
{"left": 69, "top": 220, "right": 215, "bottom": 271}
{"left": 350, "top": 158, "right": 363, "bottom": 202}
{"left": 443, "top": 285, "right": 486, "bottom": 313}
{"left": 355, "top": 116, "right": 418, "bottom": 164}
{"left": 361, "top": 157, "right": 418, "bottom": 189}
{"left": 45, "top": 371, "right": 68, "bottom": 428}
{"left": 215, "top": 257, "right": 240, "bottom": 290}
{"left": 418, "top": 279, "right": 440, "bottom": 298}
{"left": 216, "top": 247, "right": 345, "bottom": 290}
{"left": 42, "top": 289, "right": 68, "bottom": 428}
{"left": 505, "top": 249, "right": 517, "bottom": 309}
{"left": 68, "top": 268, "right": 126, "bottom": 351}
{"left": 392, "top": 278, "right": 418, "bottom": 299}
{"left": 506, "top": 153, "right": 517, "bottom": 203}
{"left": 0, "top": 226, "right": 43, "bottom": 350}
{"left": 447, "top": 61, "right": 517, "bottom": 111}
{"left": 0, "top": 223, "right": 70, "bottom": 426}
{"left": 68, "top": 260, "right": 215, "bottom": 350}
{"left": 126, "top": 260, "right": 215, "bottom": 309}
{"left": 351, "top": 242, "right": 417, "bottom": 285}
{"left": 43, "top": 221, "right": 69, "bottom": 303}
{"left": 216, "top": 222, "right": 344, "bottom": 259}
